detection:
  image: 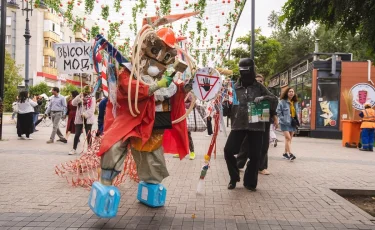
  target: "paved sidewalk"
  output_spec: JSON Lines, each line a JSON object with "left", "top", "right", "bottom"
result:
{"left": 0, "top": 120, "right": 375, "bottom": 230}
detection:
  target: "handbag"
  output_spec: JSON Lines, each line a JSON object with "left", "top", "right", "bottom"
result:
{"left": 291, "top": 116, "right": 300, "bottom": 128}
{"left": 187, "top": 108, "right": 207, "bottom": 132}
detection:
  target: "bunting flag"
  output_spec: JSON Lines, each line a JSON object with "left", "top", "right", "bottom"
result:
{"left": 101, "top": 59, "right": 108, "bottom": 97}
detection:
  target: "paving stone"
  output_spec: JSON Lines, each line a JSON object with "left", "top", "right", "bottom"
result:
{"left": 1, "top": 127, "right": 375, "bottom": 230}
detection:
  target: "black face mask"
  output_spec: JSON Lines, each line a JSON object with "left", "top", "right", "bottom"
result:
{"left": 240, "top": 69, "right": 256, "bottom": 86}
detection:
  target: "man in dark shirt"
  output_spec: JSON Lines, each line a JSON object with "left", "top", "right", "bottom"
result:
{"left": 224, "top": 58, "right": 277, "bottom": 191}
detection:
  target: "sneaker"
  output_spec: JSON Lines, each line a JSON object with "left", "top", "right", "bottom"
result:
{"left": 18, "top": 136, "right": 25, "bottom": 140}
{"left": 282, "top": 153, "right": 290, "bottom": 159}
{"left": 259, "top": 169, "right": 270, "bottom": 175}
{"left": 25, "top": 137, "right": 33, "bottom": 140}
{"left": 189, "top": 152, "right": 196, "bottom": 160}
{"left": 68, "top": 149, "right": 77, "bottom": 155}
{"left": 46, "top": 139, "right": 54, "bottom": 144}
{"left": 289, "top": 154, "right": 296, "bottom": 161}
{"left": 173, "top": 154, "right": 180, "bottom": 158}
{"left": 273, "top": 139, "right": 277, "bottom": 147}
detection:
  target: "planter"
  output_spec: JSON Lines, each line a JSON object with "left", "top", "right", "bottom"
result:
{"left": 341, "top": 120, "right": 361, "bottom": 147}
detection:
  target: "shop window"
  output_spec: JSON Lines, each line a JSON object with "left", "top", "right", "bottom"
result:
{"left": 316, "top": 78, "right": 340, "bottom": 129}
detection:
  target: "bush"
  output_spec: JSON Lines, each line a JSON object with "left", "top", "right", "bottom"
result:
{"left": 61, "top": 83, "right": 80, "bottom": 97}
{"left": 29, "top": 82, "right": 52, "bottom": 97}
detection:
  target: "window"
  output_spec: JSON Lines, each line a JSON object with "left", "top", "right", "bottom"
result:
{"left": 5, "top": 35, "right": 11, "bottom": 44}
{"left": 52, "top": 23, "right": 55, "bottom": 32}
{"left": 316, "top": 77, "right": 340, "bottom": 129}
{"left": 60, "top": 32, "right": 64, "bottom": 41}
{"left": 44, "top": 40, "right": 48, "bottom": 47}
{"left": 44, "top": 56, "right": 50, "bottom": 67}
{"left": 6, "top": 17, "right": 11, "bottom": 26}
{"left": 69, "top": 36, "right": 72, "bottom": 43}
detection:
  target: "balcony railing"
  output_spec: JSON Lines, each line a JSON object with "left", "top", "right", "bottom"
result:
{"left": 42, "top": 66, "right": 58, "bottom": 76}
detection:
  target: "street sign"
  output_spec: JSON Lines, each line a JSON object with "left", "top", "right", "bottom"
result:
{"left": 192, "top": 67, "right": 222, "bottom": 101}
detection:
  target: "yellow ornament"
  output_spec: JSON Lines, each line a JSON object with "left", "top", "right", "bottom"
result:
{"left": 204, "top": 154, "right": 210, "bottom": 161}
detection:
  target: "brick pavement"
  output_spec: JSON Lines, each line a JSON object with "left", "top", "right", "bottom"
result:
{"left": 0, "top": 116, "right": 375, "bottom": 230}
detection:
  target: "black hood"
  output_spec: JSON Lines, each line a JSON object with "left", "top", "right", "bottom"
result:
{"left": 239, "top": 58, "right": 256, "bottom": 86}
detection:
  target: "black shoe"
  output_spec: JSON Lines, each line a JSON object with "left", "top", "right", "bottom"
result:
{"left": 289, "top": 154, "right": 296, "bottom": 161}
{"left": 227, "top": 178, "right": 240, "bottom": 190}
{"left": 359, "top": 148, "right": 369, "bottom": 151}
{"left": 244, "top": 185, "right": 256, "bottom": 191}
{"left": 58, "top": 139, "right": 68, "bottom": 143}
{"left": 34, "top": 129, "right": 39, "bottom": 132}
{"left": 282, "top": 153, "right": 290, "bottom": 159}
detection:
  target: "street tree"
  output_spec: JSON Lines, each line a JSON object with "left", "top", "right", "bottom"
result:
{"left": 280, "top": 0, "right": 375, "bottom": 57}
{"left": 4, "top": 51, "right": 22, "bottom": 112}
{"left": 224, "top": 29, "right": 281, "bottom": 80}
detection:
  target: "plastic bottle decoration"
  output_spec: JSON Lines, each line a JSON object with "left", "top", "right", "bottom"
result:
{"left": 196, "top": 154, "right": 210, "bottom": 194}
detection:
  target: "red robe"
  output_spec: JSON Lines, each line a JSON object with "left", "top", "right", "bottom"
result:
{"left": 97, "top": 69, "right": 155, "bottom": 156}
{"left": 162, "top": 83, "right": 190, "bottom": 159}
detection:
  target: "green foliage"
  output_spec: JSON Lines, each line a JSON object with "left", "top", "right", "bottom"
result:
{"left": 113, "top": 0, "right": 121, "bottom": 12}
{"left": 101, "top": 5, "right": 109, "bottom": 20}
{"left": 108, "top": 22, "right": 121, "bottom": 43}
{"left": 160, "top": 0, "right": 171, "bottom": 15}
{"left": 29, "top": 82, "right": 51, "bottom": 97}
{"left": 85, "top": 0, "right": 95, "bottom": 14}
{"left": 280, "top": 0, "right": 375, "bottom": 58}
{"left": 90, "top": 26, "right": 100, "bottom": 40}
{"left": 3, "top": 51, "right": 22, "bottom": 112}
{"left": 61, "top": 83, "right": 80, "bottom": 97}
{"left": 226, "top": 29, "right": 281, "bottom": 79}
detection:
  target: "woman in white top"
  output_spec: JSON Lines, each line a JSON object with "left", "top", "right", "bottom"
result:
{"left": 17, "top": 91, "right": 37, "bottom": 140}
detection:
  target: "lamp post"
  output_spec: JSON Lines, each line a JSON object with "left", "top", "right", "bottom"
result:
{"left": 0, "top": 0, "right": 7, "bottom": 140}
{"left": 251, "top": 0, "right": 255, "bottom": 60}
{"left": 22, "top": 0, "right": 33, "bottom": 91}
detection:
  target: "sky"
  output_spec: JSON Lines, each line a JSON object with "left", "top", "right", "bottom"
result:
{"left": 232, "top": 0, "right": 287, "bottom": 42}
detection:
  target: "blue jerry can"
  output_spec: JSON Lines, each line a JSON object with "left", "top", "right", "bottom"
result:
{"left": 137, "top": 181, "right": 167, "bottom": 208}
{"left": 88, "top": 181, "right": 121, "bottom": 218}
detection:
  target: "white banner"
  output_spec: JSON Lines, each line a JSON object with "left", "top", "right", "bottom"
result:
{"left": 54, "top": 43, "right": 93, "bottom": 74}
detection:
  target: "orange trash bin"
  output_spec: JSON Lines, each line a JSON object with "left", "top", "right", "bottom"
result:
{"left": 341, "top": 120, "right": 362, "bottom": 147}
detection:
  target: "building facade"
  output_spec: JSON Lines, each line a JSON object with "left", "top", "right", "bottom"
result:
{"left": 5, "top": 0, "right": 93, "bottom": 90}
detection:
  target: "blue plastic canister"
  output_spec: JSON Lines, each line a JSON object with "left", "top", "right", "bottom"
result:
{"left": 137, "top": 181, "right": 167, "bottom": 208}
{"left": 88, "top": 181, "right": 121, "bottom": 218}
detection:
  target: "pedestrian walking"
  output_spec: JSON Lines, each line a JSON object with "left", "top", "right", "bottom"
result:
{"left": 32, "top": 95, "right": 43, "bottom": 132}
{"left": 359, "top": 103, "right": 375, "bottom": 151}
{"left": 11, "top": 98, "right": 18, "bottom": 120}
{"left": 69, "top": 86, "right": 96, "bottom": 155}
{"left": 16, "top": 91, "right": 37, "bottom": 140}
{"left": 276, "top": 87, "right": 299, "bottom": 161}
{"left": 224, "top": 58, "right": 277, "bottom": 191}
{"left": 65, "top": 91, "right": 79, "bottom": 140}
{"left": 236, "top": 74, "right": 278, "bottom": 175}
{"left": 45, "top": 87, "right": 68, "bottom": 144}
